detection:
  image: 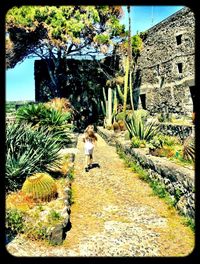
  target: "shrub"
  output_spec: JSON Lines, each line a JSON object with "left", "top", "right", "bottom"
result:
{"left": 131, "top": 137, "right": 141, "bottom": 148}
{"left": 6, "top": 208, "right": 25, "bottom": 235}
{"left": 6, "top": 124, "right": 63, "bottom": 192}
{"left": 148, "top": 136, "right": 163, "bottom": 150}
{"left": 157, "top": 134, "right": 181, "bottom": 146}
{"left": 21, "top": 173, "right": 58, "bottom": 202}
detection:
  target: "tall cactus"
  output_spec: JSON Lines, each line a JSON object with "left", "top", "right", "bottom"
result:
{"left": 22, "top": 173, "right": 57, "bottom": 202}
{"left": 101, "top": 87, "right": 118, "bottom": 126}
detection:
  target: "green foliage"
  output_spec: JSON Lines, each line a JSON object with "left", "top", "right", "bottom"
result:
{"left": 131, "top": 137, "right": 141, "bottom": 148}
{"left": 16, "top": 102, "right": 72, "bottom": 146}
{"left": 148, "top": 136, "right": 163, "bottom": 150}
{"left": 6, "top": 208, "right": 25, "bottom": 235}
{"left": 157, "top": 134, "right": 181, "bottom": 146}
{"left": 25, "top": 222, "right": 48, "bottom": 241}
{"left": 16, "top": 103, "right": 46, "bottom": 126}
{"left": 48, "top": 209, "right": 61, "bottom": 222}
{"left": 6, "top": 6, "right": 125, "bottom": 55}
{"left": 132, "top": 138, "right": 146, "bottom": 148}
{"left": 6, "top": 6, "right": 125, "bottom": 98}
{"left": 125, "top": 111, "right": 159, "bottom": 141}
{"left": 182, "top": 217, "right": 195, "bottom": 232}
{"left": 22, "top": 173, "right": 57, "bottom": 202}
{"left": 115, "top": 111, "right": 126, "bottom": 121}
{"left": 131, "top": 34, "right": 143, "bottom": 57}
{"left": 6, "top": 123, "right": 63, "bottom": 192}
{"left": 16, "top": 103, "right": 71, "bottom": 127}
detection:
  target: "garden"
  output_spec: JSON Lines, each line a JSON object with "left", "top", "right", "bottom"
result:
{"left": 6, "top": 98, "right": 77, "bottom": 245}
{"left": 5, "top": 6, "right": 195, "bottom": 250}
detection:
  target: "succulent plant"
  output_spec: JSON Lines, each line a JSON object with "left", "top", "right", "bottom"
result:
{"left": 22, "top": 173, "right": 57, "bottom": 202}
{"left": 125, "top": 111, "right": 159, "bottom": 141}
{"left": 183, "top": 136, "right": 195, "bottom": 161}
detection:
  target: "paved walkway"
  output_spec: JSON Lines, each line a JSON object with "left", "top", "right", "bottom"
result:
{"left": 6, "top": 133, "right": 194, "bottom": 257}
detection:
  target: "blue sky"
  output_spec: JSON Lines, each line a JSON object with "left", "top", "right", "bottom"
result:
{"left": 6, "top": 5, "right": 185, "bottom": 102}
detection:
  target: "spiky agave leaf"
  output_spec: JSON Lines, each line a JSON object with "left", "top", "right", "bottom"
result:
{"left": 6, "top": 123, "right": 63, "bottom": 192}
{"left": 183, "top": 136, "right": 195, "bottom": 161}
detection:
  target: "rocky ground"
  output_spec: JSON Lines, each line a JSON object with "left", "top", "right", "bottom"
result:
{"left": 6, "top": 133, "right": 194, "bottom": 257}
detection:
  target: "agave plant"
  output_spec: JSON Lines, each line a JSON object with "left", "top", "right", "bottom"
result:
{"left": 16, "top": 103, "right": 47, "bottom": 126}
{"left": 40, "top": 108, "right": 71, "bottom": 127}
{"left": 183, "top": 135, "right": 195, "bottom": 161}
{"left": 6, "top": 123, "right": 63, "bottom": 192}
{"left": 125, "top": 111, "right": 159, "bottom": 141}
{"left": 16, "top": 102, "right": 71, "bottom": 127}
{"left": 21, "top": 173, "right": 57, "bottom": 202}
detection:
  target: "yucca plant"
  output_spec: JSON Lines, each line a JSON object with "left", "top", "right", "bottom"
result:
{"left": 125, "top": 111, "right": 159, "bottom": 141}
{"left": 183, "top": 135, "right": 195, "bottom": 161}
{"left": 6, "top": 123, "right": 63, "bottom": 192}
{"left": 21, "top": 173, "right": 57, "bottom": 202}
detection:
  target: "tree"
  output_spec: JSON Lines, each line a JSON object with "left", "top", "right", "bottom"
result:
{"left": 6, "top": 6, "right": 125, "bottom": 98}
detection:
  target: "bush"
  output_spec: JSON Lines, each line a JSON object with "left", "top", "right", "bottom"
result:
{"left": 6, "top": 124, "right": 63, "bottom": 192}
{"left": 131, "top": 137, "right": 147, "bottom": 148}
{"left": 157, "top": 134, "right": 181, "bottom": 146}
{"left": 6, "top": 208, "right": 25, "bottom": 235}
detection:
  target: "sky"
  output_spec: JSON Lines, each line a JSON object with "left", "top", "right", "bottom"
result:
{"left": 6, "top": 5, "right": 185, "bottom": 102}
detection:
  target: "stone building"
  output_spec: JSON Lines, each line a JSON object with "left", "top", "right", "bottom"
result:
{"left": 136, "top": 6, "right": 195, "bottom": 116}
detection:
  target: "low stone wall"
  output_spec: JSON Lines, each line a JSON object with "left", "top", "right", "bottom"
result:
{"left": 48, "top": 178, "right": 72, "bottom": 245}
{"left": 97, "top": 126, "right": 195, "bottom": 219}
{"left": 47, "top": 134, "right": 79, "bottom": 245}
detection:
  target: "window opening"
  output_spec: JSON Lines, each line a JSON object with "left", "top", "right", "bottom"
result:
{"left": 176, "top": 34, "right": 182, "bottom": 45}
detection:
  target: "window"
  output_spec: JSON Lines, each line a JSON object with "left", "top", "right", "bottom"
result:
{"left": 177, "top": 63, "right": 183, "bottom": 74}
{"left": 140, "top": 94, "right": 147, "bottom": 110}
{"left": 176, "top": 34, "right": 182, "bottom": 45}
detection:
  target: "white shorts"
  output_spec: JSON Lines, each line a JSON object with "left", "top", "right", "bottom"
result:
{"left": 84, "top": 141, "right": 94, "bottom": 155}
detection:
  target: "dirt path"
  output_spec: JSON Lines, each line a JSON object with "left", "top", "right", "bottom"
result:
{"left": 6, "top": 133, "right": 194, "bottom": 257}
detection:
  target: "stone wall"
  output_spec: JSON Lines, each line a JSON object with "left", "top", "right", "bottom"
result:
{"left": 97, "top": 126, "right": 195, "bottom": 219}
{"left": 137, "top": 7, "right": 195, "bottom": 115}
{"left": 158, "top": 123, "right": 194, "bottom": 141}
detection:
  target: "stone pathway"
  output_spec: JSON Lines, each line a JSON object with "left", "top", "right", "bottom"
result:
{"left": 6, "top": 133, "right": 194, "bottom": 257}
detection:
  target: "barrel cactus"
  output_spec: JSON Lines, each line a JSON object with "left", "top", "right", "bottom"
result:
{"left": 21, "top": 173, "right": 57, "bottom": 202}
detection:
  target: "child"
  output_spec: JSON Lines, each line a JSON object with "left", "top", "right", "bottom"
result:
{"left": 83, "top": 125, "right": 97, "bottom": 172}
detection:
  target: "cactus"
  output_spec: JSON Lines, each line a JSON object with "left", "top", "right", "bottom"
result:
{"left": 22, "top": 173, "right": 57, "bottom": 202}
{"left": 101, "top": 87, "right": 118, "bottom": 126}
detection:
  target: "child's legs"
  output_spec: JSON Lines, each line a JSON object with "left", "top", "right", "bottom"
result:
{"left": 85, "top": 155, "right": 90, "bottom": 167}
{"left": 89, "top": 154, "right": 93, "bottom": 164}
